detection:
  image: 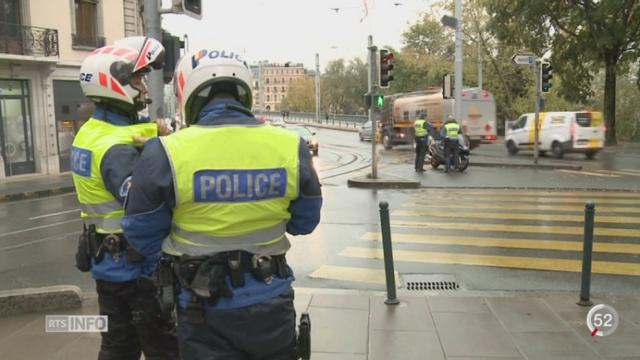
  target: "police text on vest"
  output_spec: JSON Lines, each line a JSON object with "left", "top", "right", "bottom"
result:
{"left": 194, "top": 169, "right": 287, "bottom": 202}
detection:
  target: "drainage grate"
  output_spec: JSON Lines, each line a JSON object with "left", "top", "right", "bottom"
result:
{"left": 402, "top": 274, "right": 460, "bottom": 291}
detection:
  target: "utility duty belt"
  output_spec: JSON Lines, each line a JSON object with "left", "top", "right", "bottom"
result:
{"left": 74, "top": 224, "right": 145, "bottom": 272}
{"left": 172, "top": 251, "right": 290, "bottom": 322}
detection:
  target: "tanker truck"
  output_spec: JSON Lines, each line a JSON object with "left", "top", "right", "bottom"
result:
{"left": 378, "top": 87, "right": 497, "bottom": 149}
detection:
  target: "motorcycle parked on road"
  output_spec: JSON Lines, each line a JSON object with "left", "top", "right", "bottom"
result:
{"left": 426, "top": 134, "right": 470, "bottom": 172}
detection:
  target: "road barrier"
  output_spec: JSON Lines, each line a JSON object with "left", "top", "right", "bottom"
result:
{"left": 379, "top": 201, "right": 399, "bottom": 305}
{"left": 260, "top": 111, "right": 367, "bottom": 129}
{"left": 578, "top": 201, "right": 595, "bottom": 306}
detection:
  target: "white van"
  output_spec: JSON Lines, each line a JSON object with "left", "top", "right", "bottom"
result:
{"left": 505, "top": 111, "right": 605, "bottom": 159}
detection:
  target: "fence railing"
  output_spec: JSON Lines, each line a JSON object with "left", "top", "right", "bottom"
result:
{"left": 260, "top": 111, "right": 368, "bottom": 129}
{"left": 0, "top": 21, "right": 59, "bottom": 57}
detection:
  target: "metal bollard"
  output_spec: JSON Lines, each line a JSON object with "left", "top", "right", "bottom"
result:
{"left": 379, "top": 201, "right": 399, "bottom": 305}
{"left": 577, "top": 201, "right": 595, "bottom": 306}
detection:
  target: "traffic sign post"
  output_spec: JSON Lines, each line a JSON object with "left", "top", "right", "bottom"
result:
{"left": 511, "top": 54, "right": 535, "bottom": 65}
{"left": 512, "top": 53, "right": 540, "bottom": 165}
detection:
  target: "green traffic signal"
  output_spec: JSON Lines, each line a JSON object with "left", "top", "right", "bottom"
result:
{"left": 375, "top": 95, "right": 384, "bottom": 108}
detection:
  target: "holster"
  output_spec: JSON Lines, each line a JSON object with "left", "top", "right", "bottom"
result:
{"left": 74, "top": 224, "right": 92, "bottom": 272}
{"left": 297, "top": 313, "right": 311, "bottom": 360}
{"left": 156, "top": 256, "right": 176, "bottom": 318}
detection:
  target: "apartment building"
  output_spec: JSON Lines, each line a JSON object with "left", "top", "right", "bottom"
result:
{"left": 253, "top": 62, "right": 306, "bottom": 111}
{"left": 0, "top": 0, "right": 142, "bottom": 178}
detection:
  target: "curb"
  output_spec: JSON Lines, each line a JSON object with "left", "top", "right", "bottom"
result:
{"left": 0, "top": 186, "right": 76, "bottom": 203}
{"left": 470, "top": 162, "right": 582, "bottom": 171}
{"left": 348, "top": 175, "right": 421, "bottom": 189}
{"left": 0, "top": 285, "right": 83, "bottom": 317}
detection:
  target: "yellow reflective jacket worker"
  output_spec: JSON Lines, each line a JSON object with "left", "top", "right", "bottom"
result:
{"left": 414, "top": 119, "right": 428, "bottom": 138}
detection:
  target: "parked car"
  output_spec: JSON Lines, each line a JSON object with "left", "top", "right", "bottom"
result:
{"left": 283, "top": 125, "right": 319, "bottom": 156}
{"left": 359, "top": 121, "right": 374, "bottom": 141}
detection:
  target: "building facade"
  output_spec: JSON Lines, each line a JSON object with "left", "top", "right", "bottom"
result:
{"left": 0, "top": 0, "right": 142, "bottom": 178}
{"left": 253, "top": 62, "right": 306, "bottom": 112}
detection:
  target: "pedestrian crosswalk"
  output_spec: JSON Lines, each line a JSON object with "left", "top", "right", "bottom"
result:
{"left": 310, "top": 188, "right": 640, "bottom": 285}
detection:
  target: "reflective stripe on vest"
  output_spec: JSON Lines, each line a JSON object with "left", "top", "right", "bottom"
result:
{"left": 445, "top": 122, "right": 460, "bottom": 138}
{"left": 414, "top": 119, "right": 427, "bottom": 137}
{"left": 71, "top": 118, "right": 157, "bottom": 233}
{"left": 160, "top": 124, "right": 300, "bottom": 256}
{"left": 164, "top": 221, "right": 290, "bottom": 256}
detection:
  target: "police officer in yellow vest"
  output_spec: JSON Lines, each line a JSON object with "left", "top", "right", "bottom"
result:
{"left": 440, "top": 115, "right": 462, "bottom": 173}
{"left": 122, "top": 48, "right": 323, "bottom": 359}
{"left": 71, "top": 37, "right": 179, "bottom": 360}
{"left": 413, "top": 111, "right": 432, "bottom": 172}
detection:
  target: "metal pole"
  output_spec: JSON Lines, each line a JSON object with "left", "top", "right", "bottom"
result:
{"left": 477, "top": 41, "right": 482, "bottom": 90}
{"left": 533, "top": 60, "right": 540, "bottom": 165}
{"left": 379, "top": 201, "right": 399, "bottom": 305}
{"left": 143, "top": 0, "right": 164, "bottom": 120}
{"left": 315, "top": 54, "right": 320, "bottom": 123}
{"left": 578, "top": 201, "right": 595, "bottom": 306}
{"left": 454, "top": 0, "right": 463, "bottom": 121}
{"left": 368, "top": 35, "right": 378, "bottom": 178}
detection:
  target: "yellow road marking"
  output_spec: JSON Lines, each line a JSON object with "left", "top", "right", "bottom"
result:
{"left": 340, "top": 247, "right": 640, "bottom": 276}
{"left": 621, "top": 168, "right": 640, "bottom": 174}
{"left": 403, "top": 202, "right": 640, "bottom": 214}
{"left": 392, "top": 209, "right": 640, "bottom": 224}
{"left": 309, "top": 265, "right": 396, "bottom": 284}
{"left": 417, "top": 189, "right": 640, "bottom": 199}
{"left": 390, "top": 220, "right": 640, "bottom": 238}
{"left": 557, "top": 169, "right": 621, "bottom": 178}
{"left": 411, "top": 195, "right": 640, "bottom": 205}
{"left": 360, "top": 232, "right": 640, "bottom": 254}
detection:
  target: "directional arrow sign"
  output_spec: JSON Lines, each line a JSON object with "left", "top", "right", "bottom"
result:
{"left": 512, "top": 54, "right": 535, "bottom": 65}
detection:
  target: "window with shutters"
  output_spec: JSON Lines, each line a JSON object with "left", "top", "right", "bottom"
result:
{"left": 72, "top": 0, "right": 105, "bottom": 49}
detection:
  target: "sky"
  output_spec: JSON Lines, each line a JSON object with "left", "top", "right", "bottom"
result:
{"left": 161, "top": 0, "right": 438, "bottom": 70}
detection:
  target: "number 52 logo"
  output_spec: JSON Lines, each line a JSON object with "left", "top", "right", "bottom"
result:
{"left": 586, "top": 304, "right": 619, "bottom": 337}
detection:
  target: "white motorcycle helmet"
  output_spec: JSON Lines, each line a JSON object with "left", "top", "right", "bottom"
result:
{"left": 80, "top": 37, "right": 165, "bottom": 112}
{"left": 174, "top": 48, "right": 253, "bottom": 125}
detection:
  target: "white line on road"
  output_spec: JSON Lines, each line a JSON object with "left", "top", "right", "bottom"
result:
{"left": 556, "top": 169, "right": 621, "bottom": 178}
{"left": 0, "top": 218, "right": 81, "bottom": 238}
{"left": 0, "top": 231, "right": 81, "bottom": 252}
{"left": 28, "top": 208, "right": 80, "bottom": 220}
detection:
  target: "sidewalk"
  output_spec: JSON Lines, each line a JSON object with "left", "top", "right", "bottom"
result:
{"left": 0, "top": 288, "right": 638, "bottom": 359}
{"left": 0, "top": 174, "right": 74, "bottom": 202}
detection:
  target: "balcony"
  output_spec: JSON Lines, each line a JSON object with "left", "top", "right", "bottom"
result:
{"left": 0, "top": 21, "right": 59, "bottom": 57}
{"left": 72, "top": 34, "right": 106, "bottom": 49}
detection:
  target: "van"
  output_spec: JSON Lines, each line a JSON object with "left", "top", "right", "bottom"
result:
{"left": 505, "top": 111, "right": 605, "bottom": 159}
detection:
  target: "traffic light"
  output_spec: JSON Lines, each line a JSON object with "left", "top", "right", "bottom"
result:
{"left": 182, "top": 0, "right": 202, "bottom": 20}
{"left": 162, "top": 31, "right": 185, "bottom": 84}
{"left": 540, "top": 61, "right": 553, "bottom": 93}
{"left": 378, "top": 49, "right": 394, "bottom": 88}
{"left": 374, "top": 94, "right": 384, "bottom": 108}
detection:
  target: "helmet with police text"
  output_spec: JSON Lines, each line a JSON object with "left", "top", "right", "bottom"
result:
{"left": 174, "top": 48, "right": 253, "bottom": 125}
{"left": 79, "top": 37, "right": 165, "bottom": 112}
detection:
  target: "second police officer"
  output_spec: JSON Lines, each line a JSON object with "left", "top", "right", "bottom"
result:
{"left": 122, "top": 48, "right": 323, "bottom": 359}
{"left": 413, "top": 111, "right": 431, "bottom": 172}
{"left": 71, "top": 37, "right": 179, "bottom": 359}
{"left": 441, "top": 115, "right": 462, "bottom": 173}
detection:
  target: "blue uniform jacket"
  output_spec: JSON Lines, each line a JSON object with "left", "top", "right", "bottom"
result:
{"left": 82, "top": 105, "right": 161, "bottom": 282}
{"left": 122, "top": 99, "right": 323, "bottom": 309}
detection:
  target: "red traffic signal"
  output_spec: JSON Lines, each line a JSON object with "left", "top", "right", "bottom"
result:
{"left": 379, "top": 49, "right": 394, "bottom": 88}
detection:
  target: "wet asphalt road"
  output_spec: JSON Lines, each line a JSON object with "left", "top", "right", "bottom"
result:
{"left": 1, "top": 127, "right": 639, "bottom": 295}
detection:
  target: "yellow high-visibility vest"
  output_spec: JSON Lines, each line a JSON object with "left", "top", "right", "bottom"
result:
{"left": 414, "top": 119, "right": 427, "bottom": 137}
{"left": 444, "top": 122, "right": 460, "bottom": 138}
{"left": 160, "top": 125, "right": 300, "bottom": 256}
{"left": 71, "top": 118, "right": 157, "bottom": 233}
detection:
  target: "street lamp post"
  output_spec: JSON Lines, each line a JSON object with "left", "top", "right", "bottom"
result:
{"left": 441, "top": 0, "right": 464, "bottom": 121}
